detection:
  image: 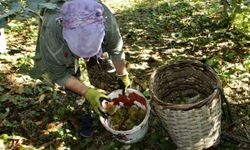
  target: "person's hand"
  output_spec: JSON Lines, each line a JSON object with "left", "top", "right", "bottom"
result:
{"left": 117, "top": 74, "right": 131, "bottom": 93}
{"left": 85, "top": 88, "right": 110, "bottom": 115}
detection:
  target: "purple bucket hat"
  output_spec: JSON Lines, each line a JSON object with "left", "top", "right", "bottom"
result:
{"left": 61, "top": 0, "right": 105, "bottom": 58}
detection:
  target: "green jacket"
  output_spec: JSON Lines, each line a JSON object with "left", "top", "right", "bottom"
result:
{"left": 32, "top": 1, "right": 125, "bottom": 86}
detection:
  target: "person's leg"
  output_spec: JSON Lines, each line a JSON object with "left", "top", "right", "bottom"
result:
{"left": 85, "top": 57, "right": 118, "bottom": 92}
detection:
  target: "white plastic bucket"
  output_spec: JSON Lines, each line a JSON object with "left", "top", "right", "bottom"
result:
{"left": 100, "top": 88, "right": 151, "bottom": 144}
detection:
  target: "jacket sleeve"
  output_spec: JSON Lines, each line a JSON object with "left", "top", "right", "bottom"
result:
{"left": 102, "top": 4, "right": 125, "bottom": 61}
{"left": 42, "top": 57, "right": 72, "bottom": 86}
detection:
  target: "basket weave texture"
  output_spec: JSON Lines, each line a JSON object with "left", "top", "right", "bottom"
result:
{"left": 150, "top": 60, "right": 222, "bottom": 150}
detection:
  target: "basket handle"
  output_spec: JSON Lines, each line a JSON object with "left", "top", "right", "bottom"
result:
{"left": 203, "top": 61, "right": 233, "bottom": 124}
{"left": 215, "top": 86, "right": 233, "bottom": 124}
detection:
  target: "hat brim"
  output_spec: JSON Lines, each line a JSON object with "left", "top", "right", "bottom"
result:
{"left": 63, "top": 22, "right": 105, "bottom": 58}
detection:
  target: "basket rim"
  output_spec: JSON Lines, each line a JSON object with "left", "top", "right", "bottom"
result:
{"left": 150, "top": 88, "right": 220, "bottom": 110}
{"left": 149, "top": 60, "right": 222, "bottom": 110}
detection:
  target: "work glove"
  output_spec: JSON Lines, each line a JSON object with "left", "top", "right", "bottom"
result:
{"left": 85, "top": 88, "right": 110, "bottom": 116}
{"left": 117, "top": 73, "right": 131, "bottom": 93}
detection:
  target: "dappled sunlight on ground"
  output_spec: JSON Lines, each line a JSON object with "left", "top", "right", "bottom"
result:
{"left": 0, "top": 0, "right": 249, "bottom": 149}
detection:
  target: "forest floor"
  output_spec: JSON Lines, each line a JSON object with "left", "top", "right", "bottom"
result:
{"left": 0, "top": 0, "right": 250, "bottom": 149}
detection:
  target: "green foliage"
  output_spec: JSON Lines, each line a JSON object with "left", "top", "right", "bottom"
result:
{"left": 220, "top": 0, "right": 250, "bottom": 36}
{"left": 143, "top": 89, "right": 150, "bottom": 98}
{"left": 0, "top": 86, "right": 4, "bottom": 92}
{"left": 98, "top": 142, "right": 115, "bottom": 150}
{"left": 0, "top": 0, "right": 249, "bottom": 149}
{"left": 232, "top": 7, "right": 250, "bottom": 36}
{"left": 146, "top": 131, "right": 161, "bottom": 144}
{"left": 243, "top": 59, "right": 250, "bottom": 70}
{"left": 17, "top": 55, "right": 34, "bottom": 73}
{"left": 0, "top": 134, "right": 8, "bottom": 141}
{"left": 79, "top": 138, "right": 93, "bottom": 149}
{"left": 0, "top": 108, "right": 10, "bottom": 122}
{"left": 33, "top": 83, "right": 53, "bottom": 95}
{"left": 23, "top": 86, "right": 33, "bottom": 95}
{"left": 3, "top": 120, "right": 19, "bottom": 128}
{"left": 0, "top": 1, "right": 22, "bottom": 27}
{"left": 0, "top": 94, "right": 30, "bottom": 108}
{"left": 0, "top": 0, "right": 61, "bottom": 28}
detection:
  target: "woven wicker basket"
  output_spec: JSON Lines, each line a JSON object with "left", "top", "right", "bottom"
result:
{"left": 149, "top": 60, "right": 222, "bottom": 150}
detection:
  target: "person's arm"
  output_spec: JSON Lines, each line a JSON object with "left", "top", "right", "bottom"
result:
{"left": 64, "top": 75, "right": 89, "bottom": 96}
{"left": 64, "top": 75, "right": 109, "bottom": 115}
{"left": 112, "top": 59, "right": 128, "bottom": 76}
{"left": 113, "top": 59, "right": 131, "bottom": 91}
{"left": 101, "top": 4, "right": 130, "bottom": 90}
